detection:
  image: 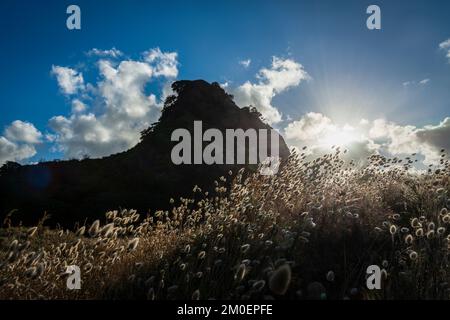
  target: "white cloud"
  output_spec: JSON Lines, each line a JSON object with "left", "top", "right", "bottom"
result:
{"left": 285, "top": 112, "right": 333, "bottom": 142}
{"left": 51, "top": 66, "right": 85, "bottom": 95}
{"left": 367, "top": 118, "right": 450, "bottom": 165}
{"left": 0, "top": 137, "right": 37, "bottom": 165}
{"left": 239, "top": 59, "right": 251, "bottom": 68}
{"left": 71, "top": 99, "right": 87, "bottom": 113}
{"left": 416, "top": 117, "right": 450, "bottom": 160}
{"left": 419, "top": 78, "right": 430, "bottom": 85}
{"left": 284, "top": 113, "right": 450, "bottom": 166}
{"left": 360, "top": 118, "right": 369, "bottom": 125}
{"left": 87, "top": 47, "right": 123, "bottom": 58}
{"left": 2, "top": 47, "right": 179, "bottom": 163}
{"left": 49, "top": 113, "right": 128, "bottom": 158}
{"left": 5, "top": 120, "right": 42, "bottom": 144}
{"left": 0, "top": 121, "right": 42, "bottom": 165}
{"left": 97, "top": 59, "right": 156, "bottom": 118}
{"left": 369, "top": 119, "right": 419, "bottom": 155}
{"left": 143, "top": 48, "right": 179, "bottom": 78}
{"left": 219, "top": 81, "right": 230, "bottom": 89}
{"left": 439, "top": 38, "right": 450, "bottom": 62}
{"left": 440, "top": 39, "right": 450, "bottom": 49}
{"left": 48, "top": 48, "right": 178, "bottom": 159}
{"left": 232, "top": 57, "right": 309, "bottom": 124}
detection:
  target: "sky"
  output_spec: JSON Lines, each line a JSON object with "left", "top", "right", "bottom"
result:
{"left": 0, "top": 0, "right": 449, "bottom": 167}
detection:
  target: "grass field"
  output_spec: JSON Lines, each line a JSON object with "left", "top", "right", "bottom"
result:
{"left": 1, "top": 149, "right": 449, "bottom": 300}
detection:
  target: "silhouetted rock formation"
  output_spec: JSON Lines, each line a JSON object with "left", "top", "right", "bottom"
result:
{"left": 0, "top": 80, "right": 290, "bottom": 227}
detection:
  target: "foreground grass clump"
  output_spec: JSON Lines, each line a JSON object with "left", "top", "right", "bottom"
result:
{"left": 0, "top": 148, "right": 449, "bottom": 300}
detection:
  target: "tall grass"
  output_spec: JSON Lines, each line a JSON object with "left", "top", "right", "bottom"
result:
{"left": 0, "top": 148, "right": 449, "bottom": 300}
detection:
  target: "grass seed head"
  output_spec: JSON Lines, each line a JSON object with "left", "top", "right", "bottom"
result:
{"left": 269, "top": 264, "right": 291, "bottom": 295}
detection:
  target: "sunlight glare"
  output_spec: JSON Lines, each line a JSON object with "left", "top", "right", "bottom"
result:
{"left": 319, "top": 126, "right": 358, "bottom": 148}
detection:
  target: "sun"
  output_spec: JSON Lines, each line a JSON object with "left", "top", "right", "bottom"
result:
{"left": 319, "top": 126, "right": 359, "bottom": 148}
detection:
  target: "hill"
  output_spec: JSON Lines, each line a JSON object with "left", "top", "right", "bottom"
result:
{"left": 0, "top": 80, "right": 289, "bottom": 227}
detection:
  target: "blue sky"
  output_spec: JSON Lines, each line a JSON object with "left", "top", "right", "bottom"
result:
{"left": 0, "top": 0, "right": 449, "bottom": 165}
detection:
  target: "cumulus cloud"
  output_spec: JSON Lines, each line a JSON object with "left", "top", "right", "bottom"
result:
{"left": 232, "top": 57, "right": 309, "bottom": 124}
{"left": 0, "top": 137, "right": 37, "bottom": 164}
{"left": 239, "top": 59, "right": 251, "bottom": 68}
{"left": 87, "top": 47, "right": 123, "bottom": 58}
{"left": 48, "top": 48, "right": 178, "bottom": 159}
{"left": 5, "top": 120, "right": 42, "bottom": 144}
{"left": 2, "top": 47, "right": 178, "bottom": 163}
{"left": 284, "top": 112, "right": 450, "bottom": 166}
{"left": 97, "top": 59, "right": 156, "bottom": 118}
{"left": 51, "top": 66, "right": 85, "bottom": 95}
{"left": 71, "top": 99, "right": 87, "bottom": 113}
{"left": 416, "top": 117, "right": 450, "bottom": 159}
{"left": 0, "top": 121, "right": 42, "bottom": 165}
{"left": 285, "top": 112, "right": 333, "bottom": 142}
{"left": 368, "top": 119, "right": 418, "bottom": 154}
{"left": 367, "top": 118, "right": 450, "bottom": 165}
{"left": 439, "top": 39, "right": 450, "bottom": 62}
{"left": 143, "top": 48, "right": 179, "bottom": 78}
